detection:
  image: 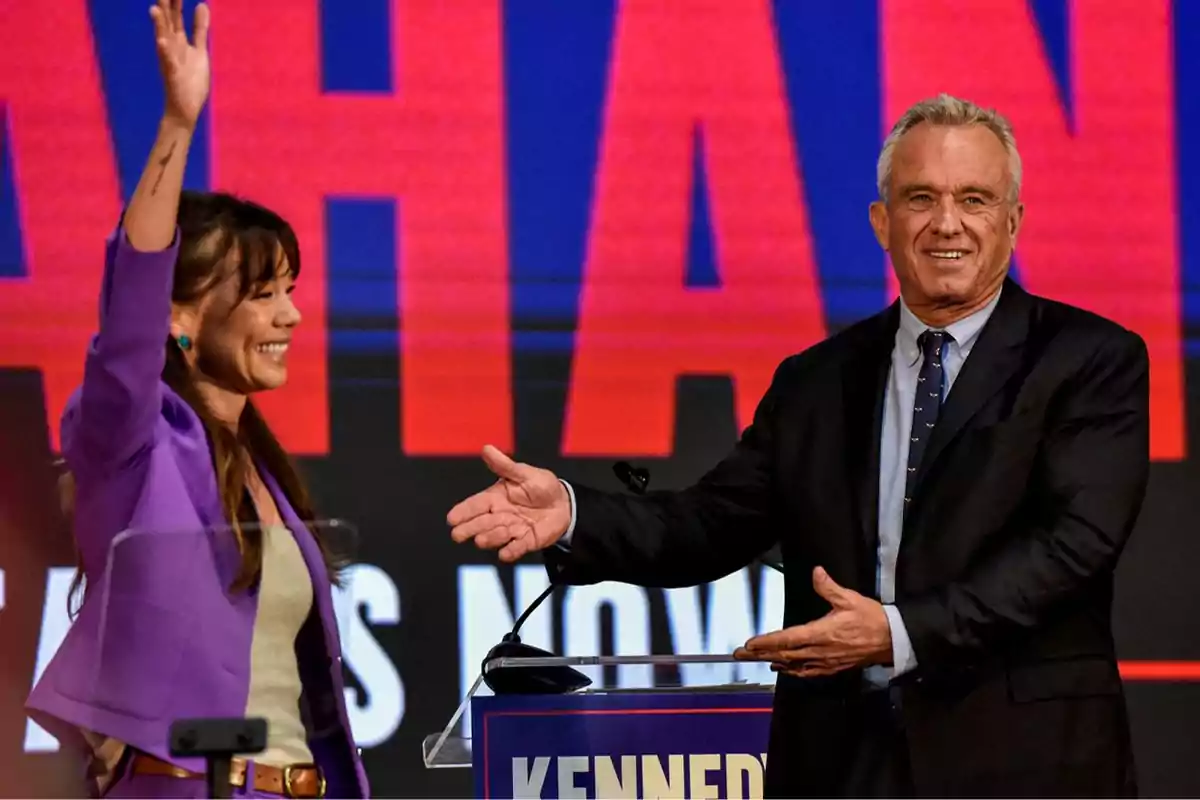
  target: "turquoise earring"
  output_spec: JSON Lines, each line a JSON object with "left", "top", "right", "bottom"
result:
{"left": 177, "top": 334, "right": 192, "bottom": 350}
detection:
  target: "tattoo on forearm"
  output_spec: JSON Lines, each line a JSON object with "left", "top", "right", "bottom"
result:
{"left": 150, "top": 140, "right": 178, "bottom": 196}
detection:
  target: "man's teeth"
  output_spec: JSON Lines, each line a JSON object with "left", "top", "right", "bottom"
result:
{"left": 256, "top": 343, "right": 288, "bottom": 354}
{"left": 930, "top": 251, "right": 967, "bottom": 259}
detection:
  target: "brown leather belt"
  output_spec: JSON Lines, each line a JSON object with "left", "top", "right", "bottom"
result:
{"left": 130, "top": 752, "right": 326, "bottom": 798}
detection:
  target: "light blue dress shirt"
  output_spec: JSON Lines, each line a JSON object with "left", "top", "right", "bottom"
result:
{"left": 864, "top": 287, "right": 1001, "bottom": 686}
{"left": 557, "top": 288, "right": 1002, "bottom": 685}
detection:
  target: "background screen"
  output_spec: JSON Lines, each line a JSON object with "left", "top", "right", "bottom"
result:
{"left": 0, "top": 1, "right": 1198, "bottom": 796}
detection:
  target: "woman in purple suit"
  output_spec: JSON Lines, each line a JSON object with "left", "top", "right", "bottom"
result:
{"left": 25, "top": 1, "right": 368, "bottom": 797}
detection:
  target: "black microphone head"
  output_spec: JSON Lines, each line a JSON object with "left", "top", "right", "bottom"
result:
{"left": 612, "top": 461, "right": 650, "bottom": 494}
{"left": 481, "top": 640, "right": 593, "bottom": 695}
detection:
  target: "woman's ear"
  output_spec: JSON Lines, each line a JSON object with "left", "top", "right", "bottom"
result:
{"left": 170, "top": 305, "right": 197, "bottom": 353}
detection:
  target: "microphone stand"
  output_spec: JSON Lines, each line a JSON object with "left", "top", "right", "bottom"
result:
{"left": 168, "top": 718, "right": 266, "bottom": 800}
{"left": 482, "top": 580, "right": 592, "bottom": 694}
{"left": 507, "top": 584, "right": 555, "bottom": 642}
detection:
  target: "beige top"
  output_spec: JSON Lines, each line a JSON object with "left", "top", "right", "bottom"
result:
{"left": 243, "top": 524, "right": 314, "bottom": 766}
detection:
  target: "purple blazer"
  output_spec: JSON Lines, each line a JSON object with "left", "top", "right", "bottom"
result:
{"left": 24, "top": 224, "right": 369, "bottom": 797}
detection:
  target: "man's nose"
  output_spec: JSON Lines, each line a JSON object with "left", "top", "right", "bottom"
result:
{"left": 931, "top": 197, "right": 964, "bottom": 236}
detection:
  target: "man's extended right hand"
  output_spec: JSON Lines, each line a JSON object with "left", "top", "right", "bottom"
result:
{"left": 447, "top": 445, "right": 572, "bottom": 562}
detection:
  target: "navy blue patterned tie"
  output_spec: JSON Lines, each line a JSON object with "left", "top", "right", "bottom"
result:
{"left": 905, "top": 330, "right": 951, "bottom": 512}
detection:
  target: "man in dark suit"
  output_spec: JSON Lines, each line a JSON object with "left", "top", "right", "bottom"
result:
{"left": 447, "top": 93, "right": 1148, "bottom": 797}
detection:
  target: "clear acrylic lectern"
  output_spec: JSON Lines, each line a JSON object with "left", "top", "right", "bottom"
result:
{"left": 422, "top": 653, "right": 774, "bottom": 769}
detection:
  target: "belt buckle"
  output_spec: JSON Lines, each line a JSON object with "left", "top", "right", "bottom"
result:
{"left": 283, "top": 763, "right": 326, "bottom": 798}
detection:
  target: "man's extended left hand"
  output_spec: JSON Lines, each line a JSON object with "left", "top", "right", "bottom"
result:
{"left": 733, "top": 567, "right": 892, "bottom": 678}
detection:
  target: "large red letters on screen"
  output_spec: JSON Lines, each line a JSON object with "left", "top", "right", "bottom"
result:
{"left": 883, "top": 0, "right": 1185, "bottom": 460}
{"left": 212, "top": 1, "right": 511, "bottom": 454}
{"left": 0, "top": 2, "right": 120, "bottom": 452}
{"left": 563, "top": 0, "right": 825, "bottom": 456}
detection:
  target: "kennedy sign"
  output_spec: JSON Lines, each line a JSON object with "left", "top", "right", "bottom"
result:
{"left": 471, "top": 690, "right": 773, "bottom": 799}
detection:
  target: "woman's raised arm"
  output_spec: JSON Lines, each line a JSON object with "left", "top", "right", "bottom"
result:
{"left": 71, "top": 0, "right": 210, "bottom": 472}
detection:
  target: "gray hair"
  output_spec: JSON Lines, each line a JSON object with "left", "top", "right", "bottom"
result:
{"left": 876, "top": 93, "right": 1022, "bottom": 203}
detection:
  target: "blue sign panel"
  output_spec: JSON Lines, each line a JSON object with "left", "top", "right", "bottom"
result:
{"left": 471, "top": 690, "right": 773, "bottom": 799}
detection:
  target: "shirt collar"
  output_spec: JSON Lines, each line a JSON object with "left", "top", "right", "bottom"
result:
{"left": 897, "top": 285, "right": 1003, "bottom": 361}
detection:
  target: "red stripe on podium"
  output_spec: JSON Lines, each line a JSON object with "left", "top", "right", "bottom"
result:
{"left": 1120, "top": 661, "right": 1200, "bottom": 681}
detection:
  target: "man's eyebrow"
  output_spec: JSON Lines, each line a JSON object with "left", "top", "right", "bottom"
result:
{"left": 956, "top": 184, "right": 999, "bottom": 198}
{"left": 897, "top": 183, "right": 1000, "bottom": 199}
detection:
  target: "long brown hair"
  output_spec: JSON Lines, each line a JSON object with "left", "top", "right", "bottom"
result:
{"left": 65, "top": 191, "right": 341, "bottom": 616}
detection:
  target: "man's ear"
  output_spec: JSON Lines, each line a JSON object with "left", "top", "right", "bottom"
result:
{"left": 868, "top": 200, "right": 890, "bottom": 250}
{"left": 1008, "top": 201, "right": 1025, "bottom": 244}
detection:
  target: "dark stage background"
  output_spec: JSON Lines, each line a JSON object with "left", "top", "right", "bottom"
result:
{"left": 0, "top": 1, "right": 1198, "bottom": 796}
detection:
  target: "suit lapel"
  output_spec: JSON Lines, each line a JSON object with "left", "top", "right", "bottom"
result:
{"left": 841, "top": 304, "right": 898, "bottom": 580}
{"left": 913, "top": 279, "right": 1032, "bottom": 488}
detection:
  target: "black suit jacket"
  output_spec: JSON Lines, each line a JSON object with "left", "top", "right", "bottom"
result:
{"left": 548, "top": 278, "right": 1149, "bottom": 797}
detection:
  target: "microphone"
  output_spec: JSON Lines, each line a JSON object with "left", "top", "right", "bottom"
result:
{"left": 482, "top": 470, "right": 638, "bottom": 695}
{"left": 613, "top": 461, "right": 785, "bottom": 574}
{"left": 480, "top": 582, "right": 591, "bottom": 695}
{"left": 612, "top": 461, "right": 650, "bottom": 494}
{"left": 480, "top": 461, "right": 650, "bottom": 694}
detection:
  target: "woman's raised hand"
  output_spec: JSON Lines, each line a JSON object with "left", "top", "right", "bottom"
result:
{"left": 149, "top": 0, "right": 210, "bottom": 130}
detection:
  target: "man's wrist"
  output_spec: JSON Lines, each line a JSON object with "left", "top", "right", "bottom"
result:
{"left": 874, "top": 601, "right": 895, "bottom": 665}
{"left": 882, "top": 604, "right": 918, "bottom": 675}
{"left": 556, "top": 479, "right": 577, "bottom": 547}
